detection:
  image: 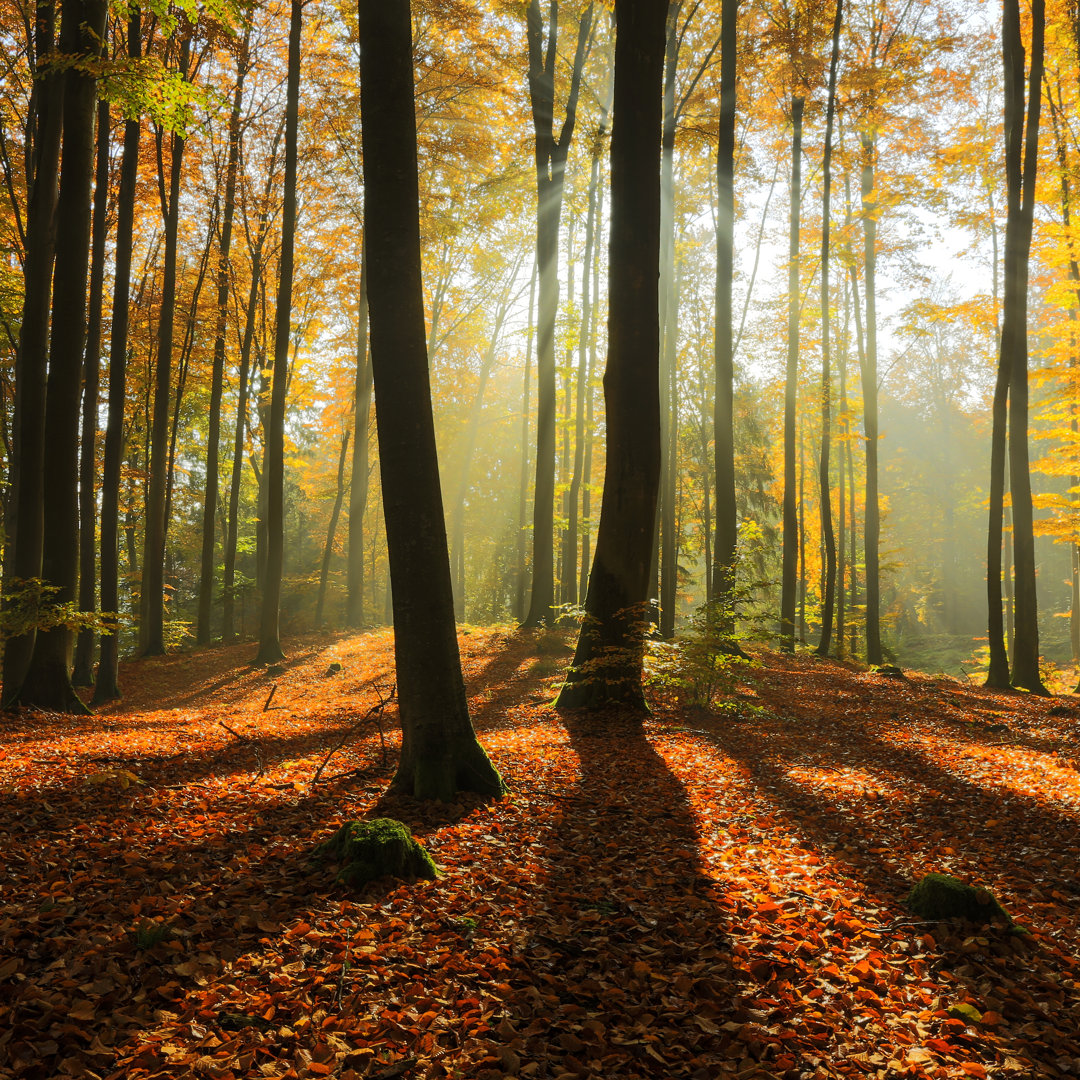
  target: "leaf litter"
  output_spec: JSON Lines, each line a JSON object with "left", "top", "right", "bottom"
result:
{"left": 2, "top": 629, "right": 1080, "bottom": 1079}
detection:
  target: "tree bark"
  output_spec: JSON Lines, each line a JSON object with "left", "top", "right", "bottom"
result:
{"left": 346, "top": 247, "right": 372, "bottom": 627}
{"left": 315, "top": 429, "right": 350, "bottom": 627}
{"left": 358, "top": 0, "right": 503, "bottom": 799}
{"left": 16, "top": 0, "right": 108, "bottom": 712}
{"left": 197, "top": 29, "right": 249, "bottom": 645}
{"left": 72, "top": 96, "right": 111, "bottom": 685}
{"left": 95, "top": 10, "right": 142, "bottom": 704}
{"left": 522, "top": 0, "right": 593, "bottom": 628}
{"left": 557, "top": 0, "right": 668, "bottom": 712}
{"left": 815, "top": 0, "right": 842, "bottom": 658}
{"left": 780, "top": 96, "right": 804, "bottom": 653}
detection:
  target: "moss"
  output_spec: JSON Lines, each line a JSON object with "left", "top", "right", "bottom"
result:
{"left": 314, "top": 818, "right": 439, "bottom": 886}
{"left": 906, "top": 873, "right": 1010, "bottom": 924}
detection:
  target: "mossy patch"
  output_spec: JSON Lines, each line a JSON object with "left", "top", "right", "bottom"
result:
{"left": 314, "top": 818, "right": 439, "bottom": 887}
{"left": 906, "top": 873, "right": 1010, "bottom": 924}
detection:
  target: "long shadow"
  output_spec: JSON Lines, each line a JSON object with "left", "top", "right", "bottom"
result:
{"left": 490, "top": 709, "right": 744, "bottom": 1077}
{"left": 697, "top": 701, "right": 1080, "bottom": 1075}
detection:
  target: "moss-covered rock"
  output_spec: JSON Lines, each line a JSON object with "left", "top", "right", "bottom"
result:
{"left": 906, "top": 873, "right": 1010, "bottom": 924}
{"left": 314, "top": 818, "right": 439, "bottom": 887}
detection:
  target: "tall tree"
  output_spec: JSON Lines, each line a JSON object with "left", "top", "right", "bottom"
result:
{"left": 345, "top": 249, "right": 371, "bottom": 627}
{"left": 357, "top": 0, "right": 503, "bottom": 798}
{"left": 94, "top": 8, "right": 142, "bottom": 704}
{"left": 816, "top": 0, "right": 842, "bottom": 657}
{"left": 140, "top": 31, "right": 191, "bottom": 656}
{"left": 522, "top": 0, "right": 593, "bottom": 628}
{"left": 197, "top": 25, "right": 251, "bottom": 646}
{"left": 557, "top": 0, "right": 668, "bottom": 711}
{"left": 255, "top": 0, "right": 303, "bottom": 665}
{"left": 15, "top": 0, "right": 108, "bottom": 710}
{"left": 990, "top": 0, "right": 1046, "bottom": 692}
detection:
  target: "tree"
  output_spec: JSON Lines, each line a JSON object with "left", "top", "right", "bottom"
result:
{"left": 357, "top": 0, "right": 503, "bottom": 798}
{"left": 255, "top": 0, "right": 302, "bottom": 665}
{"left": 557, "top": 0, "right": 668, "bottom": 711}
{"left": 987, "top": 0, "right": 1046, "bottom": 692}
{"left": 522, "top": 0, "right": 593, "bottom": 628}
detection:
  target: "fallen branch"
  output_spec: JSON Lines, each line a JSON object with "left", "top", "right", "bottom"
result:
{"left": 263, "top": 685, "right": 281, "bottom": 711}
{"left": 218, "top": 720, "right": 266, "bottom": 778}
{"left": 312, "top": 684, "right": 396, "bottom": 784}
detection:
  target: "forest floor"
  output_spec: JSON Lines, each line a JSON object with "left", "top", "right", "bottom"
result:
{"left": 2, "top": 627, "right": 1080, "bottom": 1080}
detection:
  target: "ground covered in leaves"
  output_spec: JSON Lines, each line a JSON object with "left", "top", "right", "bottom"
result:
{"left": 2, "top": 628, "right": 1080, "bottom": 1080}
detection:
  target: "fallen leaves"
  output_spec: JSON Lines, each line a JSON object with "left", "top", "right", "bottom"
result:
{"left": 3, "top": 632, "right": 1080, "bottom": 1078}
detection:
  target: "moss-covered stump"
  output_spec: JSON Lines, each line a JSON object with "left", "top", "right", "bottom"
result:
{"left": 314, "top": 818, "right": 439, "bottom": 887}
{"left": 906, "top": 873, "right": 1010, "bottom": 924}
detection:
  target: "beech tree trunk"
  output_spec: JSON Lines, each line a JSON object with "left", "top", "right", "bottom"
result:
{"left": 346, "top": 250, "right": 372, "bottom": 627}
{"left": 255, "top": 0, "right": 302, "bottom": 665}
{"left": 815, "top": 0, "right": 842, "bottom": 658}
{"left": 16, "top": 0, "right": 108, "bottom": 712}
{"left": 358, "top": 0, "right": 503, "bottom": 799}
{"left": 557, "top": 0, "right": 668, "bottom": 712}
{"left": 780, "top": 96, "right": 804, "bottom": 654}
{"left": 72, "top": 96, "right": 111, "bottom": 686}
{"left": 315, "top": 429, "right": 350, "bottom": 627}
{"left": 197, "top": 30, "right": 249, "bottom": 645}
{"left": 522, "top": 0, "right": 593, "bottom": 628}
{"left": 94, "top": 9, "right": 142, "bottom": 704}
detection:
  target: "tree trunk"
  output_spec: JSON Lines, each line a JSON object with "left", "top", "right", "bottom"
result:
{"left": 659, "top": 2, "right": 680, "bottom": 640}
{"left": 255, "top": 0, "right": 302, "bottom": 666}
{"left": 516, "top": 263, "right": 536, "bottom": 622}
{"left": 16, "top": 0, "right": 108, "bottom": 712}
{"left": 522, "top": 0, "right": 594, "bottom": 629}
{"left": 859, "top": 130, "right": 883, "bottom": 665}
{"left": 346, "top": 247, "right": 372, "bottom": 627}
{"left": 712, "top": 0, "right": 737, "bottom": 612}
{"left": 94, "top": 10, "right": 142, "bottom": 704}
{"left": 72, "top": 96, "right": 111, "bottom": 685}
{"left": 315, "top": 429, "right": 350, "bottom": 626}
{"left": 1002, "top": 0, "right": 1046, "bottom": 692}
{"left": 358, "top": 0, "right": 503, "bottom": 799}
{"left": 140, "top": 34, "right": 189, "bottom": 657}
{"left": 780, "top": 96, "right": 804, "bottom": 653}
{"left": 556, "top": 0, "right": 668, "bottom": 712}
{"left": 2, "top": 0, "right": 62, "bottom": 702}
{"left": 197, "top": 30, "right": 249, "bottom": 645}
{"left": 815, "top": 0, "right": 842, "bottom": 658}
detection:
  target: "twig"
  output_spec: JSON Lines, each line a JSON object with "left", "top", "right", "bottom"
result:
{"left": 335, "top": 930, "right": 352, "bottom": 1010}
{"left": 312, "top": 684, "right": 396, "bottom": 784}
{"left": 218, "top": 720, "right": 266, "bottom": 778}
{"left": 263, "top": 685, "right": 280, "bottom": 711}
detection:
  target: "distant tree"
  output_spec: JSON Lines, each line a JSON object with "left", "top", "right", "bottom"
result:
{"left": 987, "top": 0, "right": 1045, "bottom": 692}
{"left": 255, "top": 0, "right": 303, "bottom": 666}
{"left": 557, "top": 0, "right": 668, "bottom": 711}
{"left": 358, "top": 0, "right": 503, "bottom": 798}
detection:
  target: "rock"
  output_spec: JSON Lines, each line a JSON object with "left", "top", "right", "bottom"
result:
{"left": 906, "top": 872, "right": 1010, "bottom": 924}
{"left": 313, "top": 818, "right": 439, "bottom": 886}
{"left": 324, "top": 662, "right": 343, "bottom": 677}
{"left": 873, "top": 664, "right": 905, "bottom": 678}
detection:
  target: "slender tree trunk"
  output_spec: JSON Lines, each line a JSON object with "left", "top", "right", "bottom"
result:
{"left": 140, "top": 35, "right": 189, "bottom": 656}
{"left": 346, "top": 251, "right": 372, "bottom": 627}
{"left": 557, "top": 0, "right": 668, "bottom": 712}
{"left": 1002, "top": 0, "right": 1046, "bottom": 692}
{"left": 780, "top": 96, "right": 804, "bottom": 653}
{"left": 94, "top": 13, "right": 142, "bottom": 703}
{"left": 358, "top": 0, "right": 503, "bottom": 799}
{"left": 197, "top": 31, "right": 249, "bottom": 645}
{"left": 315, "top": 429, "right": 350, "bottom": 626}
{"left": 516, "top": 262, "right": 536, "bottom": 621}
{"left": 859, "top": 131, "right": 883, "bottom": 665}
{"left": 17, "top": 0, "right": 108, "bottom": 711}
{"left": 72, "top": 96, "right": 111, "bottom": 685}
{"left": 816, "top": 0, "right": 842, "bottom": 657}
{"left": 2, "top": 0, "right": 62, "bottom": 701}
{"left": 837, "top": 275, "right": 849, "bottom": 657}
{"left": 712, "top": 0, "right": 738, "bottom": 613}
{"left": 523, "top": 0, "right": 594, "bottom": 628}
{"left": 255, "top": 0, "right": 302, "bottom": 665}
{"left": 659, "top": 2, "right": 680, "bottom": 639}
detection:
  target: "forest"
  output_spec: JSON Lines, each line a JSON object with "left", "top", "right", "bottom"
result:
{"left": 4, "top": 0, "right": 1080, "bottom": 1077}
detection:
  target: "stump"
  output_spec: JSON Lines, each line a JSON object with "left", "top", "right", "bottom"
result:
{"left": 314, "top": 818, "right": 439, "bottom": 886}
{"left": 906, "top": 873, "right": 1010, "bottom": 924}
